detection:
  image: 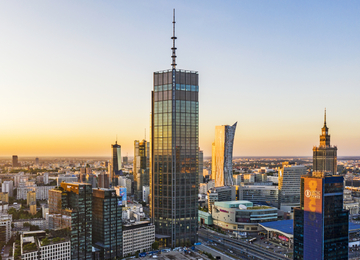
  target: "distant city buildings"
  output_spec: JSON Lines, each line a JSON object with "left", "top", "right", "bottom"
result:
{"left": 313, "top": 110, "right": 337, "bottom": 175}
{"left": 212, "top": 122, "right": 237, "bottom": 187}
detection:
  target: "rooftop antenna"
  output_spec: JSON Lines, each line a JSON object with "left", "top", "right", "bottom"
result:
{"left": 324, "top": 108, "right": 327, "bottom": 126}
{"left": 171, "top": 9, "right": 177, "bottom": 69}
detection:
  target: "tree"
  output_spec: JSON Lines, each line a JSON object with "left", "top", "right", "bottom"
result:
{"left": 152, "top": 241, "right": 159, "bottom": 250}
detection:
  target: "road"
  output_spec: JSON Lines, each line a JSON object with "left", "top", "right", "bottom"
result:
{"left": 197, "top": 244, "right": 236, "bottom": 260}
{"left": 198, "top": 229, "right": 288, "bottom": 260}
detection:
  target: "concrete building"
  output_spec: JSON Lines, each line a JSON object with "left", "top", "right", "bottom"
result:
{"left": 211, "top": 201, "right": 278, "bottom": 233}
{"left": 0, "top": 192, "right": 9, "bottom": 203}
{"left": 207, "top": 186, "right": 236, "bottom": 212}
{"left": 27, "top": 191, "right": 36, "bottom": 206}
{"left": 0, "top": 214, "right": 12, "bottom": 243}
{"left": 18, "top": 231, "right": 70, "bottom": 260}
{"left": 278, "top": 163, "right": 306, "bottom": 210}
{"left": 122, "top": 221, "right": 155, "bottom": 257}
{"left": 212, "top": 123, "right": 237, "bottom": 187}
{"left": 2, "top": 181, "right": 13, "bottom": 197}
{"left": 118, "top": 176, "right": 132, "bottom": 195}
{"left": 17, "top": 185, "right": 55, "bottom": 200}
{"left": 57, "top": 174, "right": 77, "bottom": 186}
{"left": 239, "top": 185, "right": 279, "bottom": 207}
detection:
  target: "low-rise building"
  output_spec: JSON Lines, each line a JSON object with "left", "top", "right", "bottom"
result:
{"left": 0, "top": 214, "right": 12, "bottom": 243}
{"left": 211, "top": 201, "right": 278, "bottom": 233}
{"left": 122, "top": 221, "right": 155, "bottom": 257}
{"left": 207, "top": 186, "right": 236, "bottom": 212}
{"left": 239, "top": 184, "right": 279, "bottom": 207}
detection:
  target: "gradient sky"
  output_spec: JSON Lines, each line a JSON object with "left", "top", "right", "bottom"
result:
{"left": 1, "top": 1, "right": 360, "bottom": 157}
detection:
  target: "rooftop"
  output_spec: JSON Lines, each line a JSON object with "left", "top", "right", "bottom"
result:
{"left": 214, "top": 201, "right": 253, "bottom": 208}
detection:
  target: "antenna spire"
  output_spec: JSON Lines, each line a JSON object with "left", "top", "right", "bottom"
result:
{"left": 324, "top": 108, "right": 327, "bottom": 126}
{"left": 171, "top": 9, "right": 177, "bottom": 69}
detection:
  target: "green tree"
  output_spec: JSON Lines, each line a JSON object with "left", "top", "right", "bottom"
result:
{"left": 152, "top": 241, "right": 159, "bottom": 250}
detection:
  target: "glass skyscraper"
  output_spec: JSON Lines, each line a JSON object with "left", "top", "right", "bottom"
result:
{"left": 134, "top": 140, "right": 150, "bottom": 199}
{"left": 211, "top": 122, "right": 237, "bottom": 187}
{"left": 150, "top": 10, "right": 199, "bottom": 247}
{"left": 111, "top": 141, "right": 121, "bottom": 184}
{"left": 92, "top": 188, "right": 123, "bottom": 259}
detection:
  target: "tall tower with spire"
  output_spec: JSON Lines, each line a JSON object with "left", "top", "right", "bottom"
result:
{"left": 150, "top": 9, "right": 199, "bottom": 247}
{"left": 313, "top": 110, "right": 337, "bottom": 175}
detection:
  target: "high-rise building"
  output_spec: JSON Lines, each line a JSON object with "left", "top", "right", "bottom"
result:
{"left": 123, "top": 156, "right": 128, "bottom": 165}
{"left": 35, "top": 157, "right": 39, "bottom": 165}
{"left": 92, "top": 188, "right": 122, "bottom": 259}
{"left": 27, "top": 191, "right": 36, "bottom": 206}
{"left": 199, "top": 149, "right": 203, "bottom": 184}
{"left": 59, "top": 182, "right": 93, "bottom": 260}
{"left": 133, "top": 140, "right": 150, "bottom": 198}
{"left": 278, "top": 162, "right": 307, "bottom": 210}
{"left": 293, "top": 173, "right": 348, "bottom": 259}
{"left": 98, "top": 173, "right": 110, "bottom": 188}
{"left": 211, "top": 122, "right": 237, "bottom": 187}
{"left": 12, "top": 155, "right": 19, "bottom": 167}
{"left": 150, "top": 10, "right": 199, "bottom": 247}
{"left": 2, "top": 181, "right": 13, "bottom": 197}
{"left": 313, "top": 110, "right": 337, "bottom": 175}
{"left": 111, "top": 141, "right": 122, "bottom": 185}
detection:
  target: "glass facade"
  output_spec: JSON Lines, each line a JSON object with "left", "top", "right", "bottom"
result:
{"left": 60, "top": 183, "right": 93, "bottom": 260}
{"left": 150, "top": 69, "right": 199, "bottom": 247}
{"left": 92, "top": 188, "right": 122, "bottom": 259}
{"left": 212, "top": 123, "right": 237, "bottom": 187}
{"left": 134, "top": 140, "right": 150, "bottom": 198}
{"left": 294, "top": 175, "right": 349, "bottom": 260}
{"left": 111, "top": 142, "right": 121, "bottom": 183}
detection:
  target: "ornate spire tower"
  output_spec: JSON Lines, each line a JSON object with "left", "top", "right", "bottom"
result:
{"left": 313, "top": 109, "right": 337, "bottom": 175}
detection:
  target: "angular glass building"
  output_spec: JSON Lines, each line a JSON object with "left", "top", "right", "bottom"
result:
{"left": 134, "top": 140, "right": 150, "bottom": 199}
{"left": 111, "top": 141, "right": 121, "bottom": 184}
{"left": 212, "top": 122, "right": 237, "bottom": 187}
{"left": 294, "top": 173, "right": 348, "bottom": 259}
{"left": 150, "top": 10, "right": 199, "bottom": 247}
{"left": 92, "top": 188, "right": 123, "bottom": 259}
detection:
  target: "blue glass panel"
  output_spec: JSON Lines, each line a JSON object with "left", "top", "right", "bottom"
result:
{"left": 181, "top": 84, "right": 186, "bottom": 91}
{"left": 176, "top": 84, "right": 181, "bottom": 90}
{"left": 186, "top": 85, "right": 191, "bottom": 91}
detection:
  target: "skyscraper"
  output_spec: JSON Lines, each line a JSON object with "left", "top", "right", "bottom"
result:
{"left": 313, "top": 110, "right": 337, "bottom": 175}
{"left": 133, "top": 140, "right": 150, "bottom": 199}
{"left": 12, "top": 155, "right": 19, "bottom": 167}
{"left": 150, "top": 10, "right": 199, "bottom": 247}
{"left": 59, "top": 182, "right": 93, "bottom": 260}
{"left": 278, "top": 162, "right": 306, "bottom": 210}
{"left": 293, "top": 173, "right": 348, "bottom": 259}
{"left": 199, "top": 149, "right": 203, "bottom": 184}
{"left": 111, "top": 141, "right": 121, "bottom": 185}
{"left": 211, "top": 122, "right": 237, "bottom": 187}
{"left": 92, "top": 188, "right": 123, "bottom": 259}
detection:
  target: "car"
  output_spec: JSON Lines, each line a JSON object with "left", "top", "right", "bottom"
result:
{"left": 266, "top": 246, "right": 270, "bottom": 249}
{"left": 278, "top": 246, "right": 281, "bottom": 249}
{"left": 229, "top": 250, "right": 233, "bottom": 253}
{"left": 152, "top": 256, "right": 158, "bottom": 258}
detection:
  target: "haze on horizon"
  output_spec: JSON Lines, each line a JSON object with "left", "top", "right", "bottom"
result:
{"left": 1, "top": 1, "right": 360, "bottom": 158}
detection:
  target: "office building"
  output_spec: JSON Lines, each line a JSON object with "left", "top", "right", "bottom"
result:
{"left": 111, "top": 141, "right": 122, "bottom": 184}
{"left": 150, "top": 11, "right": 199, "bottom": 247}
{"left": 143, "top": 185, "right": 150, "bottom": 203}
{"left": 92, "top": 188, "right": 122, "bottom": 259}
{"left": 212, "top": 122, "right": 237, "bottom": 187}
{"left": 199, "top": 149, "right": 203, "bottom": 183}
{"left": 123, "top": 221, "right": 155, "bottom": 257}
{"left": 49, "top": 183, "right": 93, "bottom": 259}
{"left": 294, "top": 173, "right": 348, "bottom": 259}
{"left": 239, "top": 184, "right": 279, "bottom": 207}
{"left": 123, "top": 156, "right": 128, "bottom": 165}
{"left": 12, "top": 155, "right": 19, "bottom": 167}
{"left": 133, "top": 140, "right": 150, "bottom": 198}
{"left": 313, "top": 110, "right": 337, "bottom": 175}
{"left": 98, "top": 173, "right": 110, "bottom": 188}
{"left": 278, "top": 163, "right": 306, "bottom": 210}
{"left": 2, "top": 181, "right": 13, "bottom": 197}
{"left": 207, "top": 186, "right": 236, "bottom": 211}
{"left": 118, "top": 176, "right": 132, "bottom": 195}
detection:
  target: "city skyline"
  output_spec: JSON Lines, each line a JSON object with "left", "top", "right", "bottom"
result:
{"left": 1, "top": 1, "right": 360, "bottom": 157}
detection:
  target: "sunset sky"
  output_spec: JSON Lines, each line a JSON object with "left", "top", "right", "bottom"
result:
{"left": 1, "top": 1, "right": 360, "bottom": 157}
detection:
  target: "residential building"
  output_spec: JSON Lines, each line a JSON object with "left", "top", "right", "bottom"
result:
{"left": 92, "top": 188, "right": 122, "bottom": 259}
{"left": 17, "top": 185, "right": 55, "bottom": 200}
{"left": 150, "top": 11, "right": 199, "bottom": 247}
{"left": 313, "top": 110, "right": 337, "bottom": 175}
{"left": 27, "top": 191, "right": 36, "bottom": 206}
{"left": 0, "top": 192, "right": 9, "bottom": 203}
{"left": 57, "top": 174, "right": 77, "bottom": 186}
{"left": 211, "top": 123, "right": 237, "bottom": 187}
{"left": 278, "top": 163, "right": 306, "bottom": 210}
{"left": 294, "top": 173, "right": 348, "bottom": 259}
{"left": 0, "top": 214, "right": 12, "bottom": 243}
{"left": 211, "top": 201, "right": 278, "bottom": 233}
{"left": 2, "top": 181, "right": 13, "bottom": 197}
{"left": 122, "top": 221, "right": 155, "bottom": 257}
